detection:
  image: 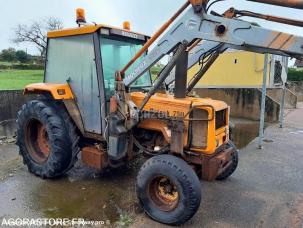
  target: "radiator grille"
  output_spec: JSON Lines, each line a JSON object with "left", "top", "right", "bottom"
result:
{"left": 191, "top": 109, "right": 208, "bottom": 148}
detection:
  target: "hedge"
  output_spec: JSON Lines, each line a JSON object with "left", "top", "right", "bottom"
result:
{"left": 288, "top": 68, "right": 303, "bottom": 81}
{"left": 0, "top": 64, "right": 44, "bottom": 70}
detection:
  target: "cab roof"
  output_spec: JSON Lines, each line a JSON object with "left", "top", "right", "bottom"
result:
{"left": 47, "top": 24, "right": 149, "bottom": 39}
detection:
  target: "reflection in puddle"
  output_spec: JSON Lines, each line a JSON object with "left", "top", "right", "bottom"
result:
{"left": 230, "top": 118, "right": 264, "bottom": 149}
{"left": 29, "top": 164, "right": 142, "bottom": 224}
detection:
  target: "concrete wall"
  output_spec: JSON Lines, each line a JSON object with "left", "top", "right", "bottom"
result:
{"left": 193, "top": 88, "right": 280, "bottom": 122}
{"left": 267, "top": 88, "right": 297, "bottom": 109}
{"left": 0, "top": 90, "right": 34, "bottom": 122}
{"left": 287, "top": 81, "right": 303, "bottom": 102}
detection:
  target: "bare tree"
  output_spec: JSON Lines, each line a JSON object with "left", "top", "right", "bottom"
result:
{"left": 12, "top": 17, "right": 63, "bottom": 57}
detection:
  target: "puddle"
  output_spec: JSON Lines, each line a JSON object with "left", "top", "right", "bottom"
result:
{"left": 34, "top": 177, "right": 134, "bottom": 224}
{"left": 0, "top": 119, "right": 143, "bottom": 224}
{"left": 0, "top": 161, "right": 144, "bottom": 225}
{"left": 230, "top": 118, "right": 265, "bottom": 149}
{"left": 33, "top": 166, "right": 141, "bottom": 224}
{"left": 0, "top": 120, "right": 16, "bottom": 137}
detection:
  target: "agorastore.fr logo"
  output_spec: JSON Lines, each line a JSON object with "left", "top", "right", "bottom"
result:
{"left": 1, "top": 218, "right": 110, "bottom": 227}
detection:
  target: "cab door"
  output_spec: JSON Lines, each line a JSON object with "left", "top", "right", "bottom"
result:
{"left": 45, "top": 34, "right": 103, "bottom": 135}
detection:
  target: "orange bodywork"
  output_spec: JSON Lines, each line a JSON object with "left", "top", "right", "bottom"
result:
{"left": 24, "top": 83, "right": 229, "bottom": 155}
{"left": 131, "top": 92, "right": 229, "bottom": 155}
{"left": 24, "top": 83, "right": 74, "bottom": 100}
{"left": 47, "top": 24, "right": 147, "bottom": 38}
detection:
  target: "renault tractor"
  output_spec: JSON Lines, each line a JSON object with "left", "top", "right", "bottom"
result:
{"left": 16, "top": 0, "right": 303, "bottom": 225}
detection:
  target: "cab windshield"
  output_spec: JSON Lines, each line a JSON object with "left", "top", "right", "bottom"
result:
{"left": 100, "top": 36, "right": 151, "bottom": 99}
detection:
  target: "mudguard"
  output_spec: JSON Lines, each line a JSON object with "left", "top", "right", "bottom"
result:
{"left": 24, "top": 83, "right": 74, "bottom": 100}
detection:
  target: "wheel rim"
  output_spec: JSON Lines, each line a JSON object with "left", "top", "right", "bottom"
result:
{"left": 25, "top": 119, "right": 50, "bottom": 164}
{"left": 148, "top": 176, "right": 180, "bottom": 212}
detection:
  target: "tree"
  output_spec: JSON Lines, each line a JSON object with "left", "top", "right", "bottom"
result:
{"left": 0, "top": 48, "right": 16, "bottom": 62}
{"left": 12, "top": 17, "right": 63, "bottom": 57}
{"left": 15, "top": 50, "right": 30, "bottom": 63}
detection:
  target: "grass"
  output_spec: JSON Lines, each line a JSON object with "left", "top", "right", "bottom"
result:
{"left": 0, "top": 70, "right": 44, "bottom": 90}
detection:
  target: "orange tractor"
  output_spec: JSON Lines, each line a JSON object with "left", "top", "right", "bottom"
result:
{"left": 17, "top": 0, "right": 303, "bottom": 225}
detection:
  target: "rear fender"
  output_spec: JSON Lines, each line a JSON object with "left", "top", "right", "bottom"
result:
{"left": 24, "top": 83, "right": 104, "bottom": 141}
{"left": 24, "top": 83, "right": 74, "bottom": 100}
{"left": 24, "top": 83, "right": 87, "bottom": 137}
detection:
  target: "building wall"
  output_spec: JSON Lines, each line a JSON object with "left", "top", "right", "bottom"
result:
{"left": 188, "top": 51, "right": 287, "bottom": 88}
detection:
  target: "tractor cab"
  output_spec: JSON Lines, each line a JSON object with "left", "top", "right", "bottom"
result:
{"left": 42, "top": 23, "right": 151, "bottom": 136}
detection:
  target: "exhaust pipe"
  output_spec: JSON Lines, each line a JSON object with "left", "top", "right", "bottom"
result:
{"left": 247, "top": 0, "right": 303, "bottom": 9}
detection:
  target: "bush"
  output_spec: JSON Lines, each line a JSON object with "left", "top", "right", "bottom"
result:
{"left": 0, "top": 48, "right": 16, "bottom": 62}
{"left": 16, "top": 50, "right": 30, "bottom": 63}
{"left": 288, "top": 68, "right": 303, "bottom": 81}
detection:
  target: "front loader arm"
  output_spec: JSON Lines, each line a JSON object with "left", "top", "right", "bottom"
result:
{"left": 187, "top": 41, "right": 227, "bottom": 69}
{"left": 247, "top": 0, "right": 303, "bottom": 9}
{"left": 123, "top": 4, "right": 303, "bottom": 87}
{"left": 163, "top": 41, "right": 228, "bottom": 88}
{"left": 187, "top": 39, "right": 295, "bottom": 71}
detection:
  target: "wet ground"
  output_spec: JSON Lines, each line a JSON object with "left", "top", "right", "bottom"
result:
{"left": 0, "top": 144, "right": 142, "bottom": 226}
{"left": 0, "top": 106, "right": 302, "bottom": 227}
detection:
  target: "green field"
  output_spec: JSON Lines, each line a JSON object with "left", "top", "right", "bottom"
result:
{"left": 0, "top": 70, "right": 44, "bottom": 90}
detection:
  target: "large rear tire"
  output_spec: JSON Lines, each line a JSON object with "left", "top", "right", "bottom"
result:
{"left": 16, "top": 99, "right": 80, "bottom": 178}
{"left": 136, "top": 154, "right": 201, "bottom": 225}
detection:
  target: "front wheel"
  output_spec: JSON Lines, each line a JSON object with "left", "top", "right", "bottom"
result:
{"left": 136, "top": 154, "right": 201, "bottom": 225}
{"left": 216, "top": 141, "right": 239, "bottom": 180}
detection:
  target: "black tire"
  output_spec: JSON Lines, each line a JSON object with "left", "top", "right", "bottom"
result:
{"left": 216, "top": 141, "right": 238, "bottom": 180}
{"left": 16, "top": 99, "right": 80, "bottom": 178}
{"left": 136, "top": 154, "right": 201, "bottom": 225}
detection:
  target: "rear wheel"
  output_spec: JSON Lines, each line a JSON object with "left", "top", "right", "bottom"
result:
{"left": 16, "top": 99, "right": 80, "bottom": 178}
{"left": 136, "top": 154, "right": 201, "bottom": 225}
{"left": 26, "top": 119, "right": 51, "bottom": 164}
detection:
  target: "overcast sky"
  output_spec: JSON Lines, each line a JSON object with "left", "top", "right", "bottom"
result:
{"left": 0, "top": 0, "right": 302, "bottom": 55}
